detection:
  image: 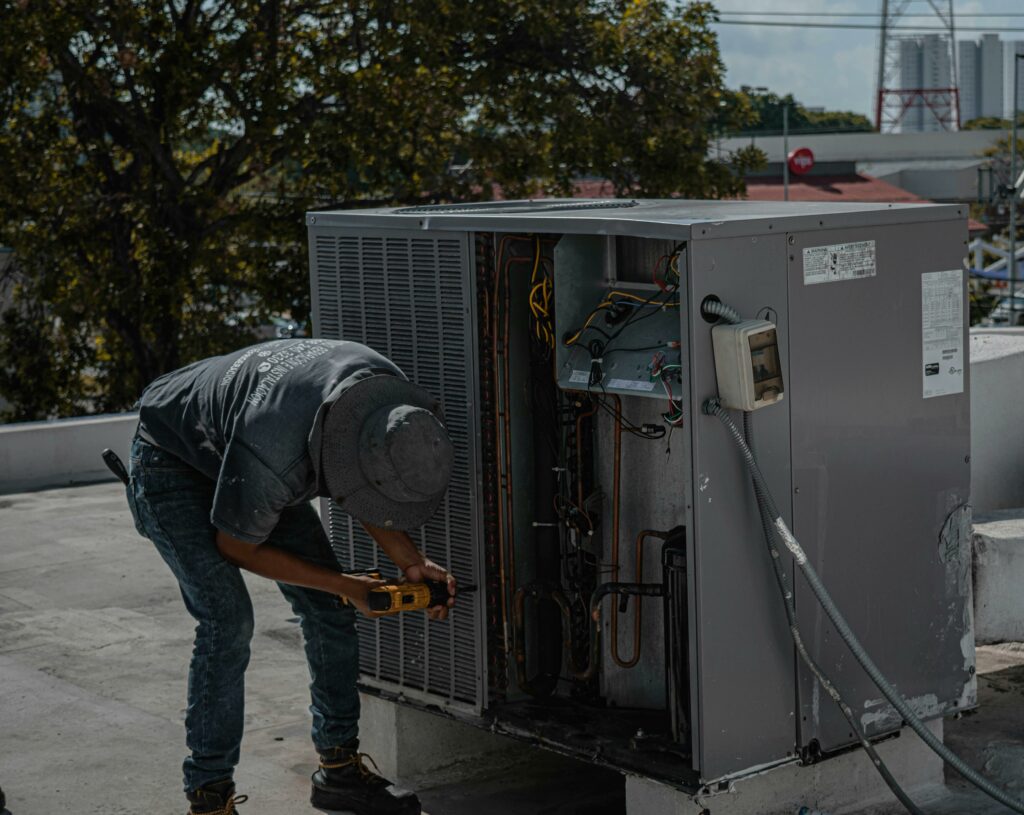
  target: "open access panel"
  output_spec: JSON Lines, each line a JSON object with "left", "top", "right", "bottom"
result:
{"left": 307, "top": 199, "right": 975, "bottom": 787}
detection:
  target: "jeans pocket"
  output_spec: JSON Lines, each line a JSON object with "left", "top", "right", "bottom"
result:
{"left": 125, "top": 479, "right": 148, "bottom": 538}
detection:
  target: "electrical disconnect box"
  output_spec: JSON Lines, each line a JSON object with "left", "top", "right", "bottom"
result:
{"left": 712, "top": 319, "right": 785, "bottom": 410}
{"left": 307, "top": 199, "right": 974, "bottom": 787}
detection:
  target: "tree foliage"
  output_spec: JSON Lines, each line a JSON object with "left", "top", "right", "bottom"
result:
{"left": 963, "top": 115, "right": 1024, "bottom": 131}
{"left": 736, "top": 88, "right": 873, "bottom": 136}
{"left": 0, "top": 0, "right": 761, "bottom": 419}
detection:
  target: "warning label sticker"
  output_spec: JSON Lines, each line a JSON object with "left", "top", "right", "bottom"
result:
{"left": 607, "top": 378, "right": 656, "bottom": 392}
{"left": 922, "top": 269, "right": 964, "bottom": 399}
{"left": 803, "top": 240, "right": 877, "bottom": 285}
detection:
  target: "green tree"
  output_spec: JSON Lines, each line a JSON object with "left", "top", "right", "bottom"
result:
{"left": 963, "top": 115, "right": 1024, "bottom": 130}
{"left": 0, "top": 0, "right": 762, "bottom": 419}
{"left": 736, "top": 88, "right": 873, "bottom": 135}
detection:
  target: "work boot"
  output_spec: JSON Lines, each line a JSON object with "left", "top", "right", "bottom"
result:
{"left": 186, "top": 779, "right": 247, "bottom": 815}
{"left": 311, "top": 741, "right": 420, "bottom": 815}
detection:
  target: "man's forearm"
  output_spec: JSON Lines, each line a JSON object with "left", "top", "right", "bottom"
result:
{"left": 360, "top": 523, "right": 425, "bottom": 571}
{"left": 215, "top": 531, "right": 371, "bottom": 602}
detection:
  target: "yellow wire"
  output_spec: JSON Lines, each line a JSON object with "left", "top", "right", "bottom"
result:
{"left": 607, "top": 290, "right": 680, "bottom": 307}
{"left": 524, "top": 236, "right": 555, "bottom": 348}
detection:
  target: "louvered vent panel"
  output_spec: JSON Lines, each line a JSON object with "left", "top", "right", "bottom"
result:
{"left": 314, "top": 236, "right": 341, "bottom": 339}
{"left": 313, "top": 229, "right": 482, "bottom": 709}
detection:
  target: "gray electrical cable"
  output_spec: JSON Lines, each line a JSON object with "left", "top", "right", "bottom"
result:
{"left": 705, "top": 398, "right": 1024, "bottom": 814}
{"left": 742, "top": 413, "right": 926, "bottom": 815}
{"left": 700, "top": 300, "right": 742, "bottom": 325}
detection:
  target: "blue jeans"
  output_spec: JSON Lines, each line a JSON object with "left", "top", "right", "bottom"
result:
{"left": 125, "top": 436, "right": 360, "bottom": 792}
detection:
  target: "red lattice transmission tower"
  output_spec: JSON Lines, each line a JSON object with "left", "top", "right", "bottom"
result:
{"left": 875, "top": 0, "right": 961, "bottom": 132}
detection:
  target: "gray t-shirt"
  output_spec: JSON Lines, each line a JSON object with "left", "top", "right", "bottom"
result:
{"left": 136, "top": 339, "right": 402, "bottom": 544}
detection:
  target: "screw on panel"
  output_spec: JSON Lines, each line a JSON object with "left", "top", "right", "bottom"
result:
{"left": 309, "top": 216, "right": 316, "bottom": 224}
{"left": 788, "top": 235, "right": 795, "bottom": 245}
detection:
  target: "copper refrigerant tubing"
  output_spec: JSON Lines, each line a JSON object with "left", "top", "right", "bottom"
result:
{"left": 512, "top": 584, "right": 579, "bottom": 692}
{"left": 608, "top": 395, "right": 624, "bottom": 666}
{"left": 575, "top": 399, "right": 596, "bottom": 518}
{"left": 606, "top": 397, "right": 666, "bottom": 669}
{"left": 490, "top": 237, "right": 510, "bottom": 657}
{"left": 613, "top": 529, "right": 670, "bottom": 668}
{"left": 492, "top": 235, "right": 538, "bottom": 631}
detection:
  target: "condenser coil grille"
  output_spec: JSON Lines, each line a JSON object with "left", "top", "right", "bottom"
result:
{"left": 312, "top": 229, "right": 483, "bottom": 709}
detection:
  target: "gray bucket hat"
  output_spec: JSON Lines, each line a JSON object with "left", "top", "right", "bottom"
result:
{"left": 310, "top": 370, "right": 453, "bottom": 530}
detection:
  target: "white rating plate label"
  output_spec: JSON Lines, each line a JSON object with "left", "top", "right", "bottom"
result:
{"left": 803, "top": 240, "right": 876, "bottom": 285}
{"left": 922, "top": 269, "right": 964, "bottom": 399}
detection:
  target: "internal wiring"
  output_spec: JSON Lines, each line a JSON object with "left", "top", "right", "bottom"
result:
{"left": 562, "top": 285, "right": 680, "bottom": 349}
{"left": 527, "top": 236, "right": 555, "bottom": 350}
{"left": 652, "top": 252, "right": 682, "bottom": 291}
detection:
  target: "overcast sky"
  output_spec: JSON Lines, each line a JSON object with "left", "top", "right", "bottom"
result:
{"left": 713, "top": 1, "right": 1024, "bottom": 117}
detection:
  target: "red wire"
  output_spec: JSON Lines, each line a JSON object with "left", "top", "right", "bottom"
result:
{"left": 652, "top": 255, "right": 669, "bottom": 292}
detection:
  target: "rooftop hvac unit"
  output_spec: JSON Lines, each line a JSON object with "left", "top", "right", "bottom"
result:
{"left": 306, "top": 199, "right": 974, "bottom": 786}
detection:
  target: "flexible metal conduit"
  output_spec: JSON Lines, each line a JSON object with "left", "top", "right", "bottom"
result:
{"left": 701, "top": 299, "right": 742, "bottom": 325}
{"left": 705, "top": 397, "right": 1024, "bottom": 815}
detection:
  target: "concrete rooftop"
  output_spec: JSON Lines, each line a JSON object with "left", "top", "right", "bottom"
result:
{"left": 1, "top": 482, "right": 1023, "bottom": 814}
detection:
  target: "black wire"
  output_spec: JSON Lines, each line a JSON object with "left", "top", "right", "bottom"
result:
{"left": 591, "top": 391, "right": 665, "bottom": 440}
{"left": 564, "top": 246, "right": 683, "bottom": 350}
{"left": 602, "top": 246, "right": 684, "bottom": 350}
{"left": 605, "top": 285, "right": 678, "bottom": 348}
{"left": 605, "top": 343, "right": 673, "bottom": 356}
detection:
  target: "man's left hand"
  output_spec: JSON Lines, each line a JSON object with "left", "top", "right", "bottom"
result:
{"left": 403, "top": 560, "right": 456, "bottom": 621}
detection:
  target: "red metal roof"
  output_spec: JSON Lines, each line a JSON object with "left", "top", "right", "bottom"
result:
{"left": 742, "top": 173, "right": 924, "bottom": 203}
{"left": 571, "top": 173, "right": 987, "bottom": 234}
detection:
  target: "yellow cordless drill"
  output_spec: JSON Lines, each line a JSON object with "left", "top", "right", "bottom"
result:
{"left": 354, "top": 572, "right": 477, "bottom": 615}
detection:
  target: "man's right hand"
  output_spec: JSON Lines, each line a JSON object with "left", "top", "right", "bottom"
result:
{"left": 339, "top": 573, "right": 389, "bottom": 617}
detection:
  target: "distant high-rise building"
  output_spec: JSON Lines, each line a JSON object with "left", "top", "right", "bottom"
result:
{"left": 921, "top": 35, "right": 953, "bottom": 132}
{"left": 959, "top": 40, "right": 979, "bottom": 124}
{"left": 980, "top": 35, "right": 1004, "bottom": 118}
{"left": 1005, "top": 41, "right": 1024, "bottom": 119}
{"left": 959, "top": 34, "right": 1004, "bottom": 125}
{"left": 895, "top": 35, "right": 956, "bottom": 132}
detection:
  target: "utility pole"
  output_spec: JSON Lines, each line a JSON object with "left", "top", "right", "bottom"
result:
{"left": 1011, "top": 54, "right": 1023, "bottom": 325}
{"left": 783, "top": 103, "right": 790, "bottom": 202}
{"left": 875, "top": 0, "right": 890, "bottom": 128}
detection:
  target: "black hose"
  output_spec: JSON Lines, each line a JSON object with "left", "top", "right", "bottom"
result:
{"left": 742, "top": 413, "right": 926, "bottom": 815}
{"left": 706, "top": 398, "right": 1024, "bottom": 814}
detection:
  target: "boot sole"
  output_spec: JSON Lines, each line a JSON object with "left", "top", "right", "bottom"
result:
{"left": 311, "top": 785, "right": 420, "bottom": 815}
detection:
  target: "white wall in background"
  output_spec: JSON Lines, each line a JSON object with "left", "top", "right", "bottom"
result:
{"left": 971, "top": 329, "right": 1024, "bottom": 514}
{"left": 0, "top": 413, "right": 137, "bottom": 494}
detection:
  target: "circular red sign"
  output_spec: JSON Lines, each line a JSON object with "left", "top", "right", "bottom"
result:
{"left": 787, "top": 147, "right": 815, "bottom": 175}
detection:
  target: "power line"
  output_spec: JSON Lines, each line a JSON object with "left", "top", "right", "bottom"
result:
{"left": 717, "top": 10, "right": 1024, "bottom": 17}
{"left": 713, "top": 19, "right": 1024, "bottom": 32}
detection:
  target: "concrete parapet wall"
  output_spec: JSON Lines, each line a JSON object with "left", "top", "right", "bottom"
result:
{"left": 0, "top": 413, "right": 137, "bottom": 494}
{"left": 970, "top": 329, "right": 1024, "bottom": 513}
{"left": 973, "top": 509, "right": 1024, "bottom": 644}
